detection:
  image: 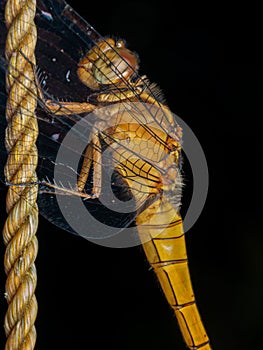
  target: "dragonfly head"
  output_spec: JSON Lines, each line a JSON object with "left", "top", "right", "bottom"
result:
{"left": 77, "top": 38, "right": 139, "bottom": 90}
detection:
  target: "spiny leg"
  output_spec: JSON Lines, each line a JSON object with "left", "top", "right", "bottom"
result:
{"left": 34, "top": 66, "right": 96, "bottom": 115}
{"left": 35, "top": 72, "right": 101, "bottom": 195}
{"left": 77, "top": 129, "right": 102, "bottom": 198}
{"left": 44, "top": 99, "right": 96, "bottom": 115}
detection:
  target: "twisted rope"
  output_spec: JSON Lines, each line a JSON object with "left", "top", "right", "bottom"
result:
{"left": 3, "top": 0, "right": 38, "bottom": 349}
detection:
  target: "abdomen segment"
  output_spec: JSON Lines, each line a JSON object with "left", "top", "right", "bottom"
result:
{"left": 136, "top": 198, "right": 211, "bottom": 349}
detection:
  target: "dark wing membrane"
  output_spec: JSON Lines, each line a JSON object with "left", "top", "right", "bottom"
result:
{"left": 0, "top": 0, "right": 180, "bottom": 242}
{"left": 34, "top": 0, "right": 95, "bottom": 100}
{"left": 0, "top": 0, "right": 153, "bottom": 238}
{"left": 34, "top": 0, "right": 178, "bottom": 137}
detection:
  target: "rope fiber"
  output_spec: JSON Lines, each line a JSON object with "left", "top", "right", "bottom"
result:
{"left": 3, "top": 0, "right": 39, "bottom": 348}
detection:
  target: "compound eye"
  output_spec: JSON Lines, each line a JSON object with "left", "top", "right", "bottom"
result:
{"left": 93, "top": 47, "right": 139, "bottom": 85}
{"left": 116, "top": 39, "right": 126, "bottom": 48}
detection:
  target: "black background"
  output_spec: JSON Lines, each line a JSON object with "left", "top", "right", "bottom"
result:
{"left": 0, "top": 0, "right": 262, "bottom": 349}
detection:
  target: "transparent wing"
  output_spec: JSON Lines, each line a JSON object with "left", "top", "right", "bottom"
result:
{"left": 0, "top": 0, "right": 182, "bottom": 241}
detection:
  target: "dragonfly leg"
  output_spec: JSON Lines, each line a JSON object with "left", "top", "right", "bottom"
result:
{"left": 43, "top": 99, "right": 96, "bottom": 115}
{"left": 39, "top": 181, "right": 94, "bottom": 199}
{"left": 91, "top": 134, "right": 102, "bottom": 197}
{"left": 77, "top": 128, "right": 102, "bottom": 198}
{"left": 77, "top": 143, "right": 93, "bottom": 192}
{"left": 33, "top": 65, "right": 97, "bottom": 115}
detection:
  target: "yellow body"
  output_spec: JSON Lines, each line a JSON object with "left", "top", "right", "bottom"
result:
{"left": 42, "top": 37, "right": 211, "bottom": 349}
{"left": 109, "top": 104, "right": 211, "bottom": 349}
{"left": 137, "top": 199, "right": 211, "bottom": 349}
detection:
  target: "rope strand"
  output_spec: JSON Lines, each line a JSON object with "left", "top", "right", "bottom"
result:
{"left": 3, "top": 0, "right": 38, "bottom": 349}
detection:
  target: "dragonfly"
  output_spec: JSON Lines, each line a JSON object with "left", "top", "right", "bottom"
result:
{"left": 0, "top": 0, "right": 211, "bottom": 348}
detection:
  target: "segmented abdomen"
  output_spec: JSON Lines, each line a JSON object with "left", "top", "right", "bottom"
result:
{"left": 136, "top": 197, "right": 211, "bottom": 350}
